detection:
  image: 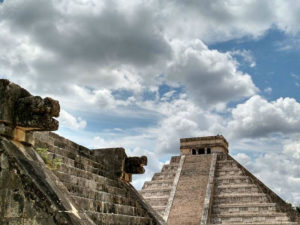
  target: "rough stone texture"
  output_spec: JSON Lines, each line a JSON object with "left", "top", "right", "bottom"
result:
{"left": 32, "top": 131, "right": 164, "bottom": 225}
{"left": 125, "top": 156, "right": 147, "bottom": 174}
{"left": 0, "top": 136, "right": 93, "bottom": 225}
{"left": 167, "top": 154, "right": 212, "bottom": 225}
{"left": 0, "top": 80, "right": 164, "bottom": 225}
{"left": 180, "top": 135, "right": 228, "bottom": 155}
{"left": 163, "top": 155, "right": 185, "bottom": 221}
{"left": 141, "top": 135, "right": 300, "bottom": 225}
{"left": 0, "top": 79, "right": 60, "bottom": 132}
{"left": 200, "top": 153, "right": 217, "bottom": 225}
{"left": 210, "top": 154, "right": 300, "bottom": 225}
{"left": 140, "top": 156, "right": 181, "bottom": 217}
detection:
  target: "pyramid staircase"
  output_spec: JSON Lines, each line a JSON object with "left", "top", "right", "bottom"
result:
{"left": 210, "top": 154, "right": 298, "bottom": 225}
{"left": 139, "top": 156, "right": 181, "bottom": 217}
{"left": 34, "top": 132, "right": 162, "bottom": 225}
{"left": 140, "top": 135, "right": 300, "bottom": 225}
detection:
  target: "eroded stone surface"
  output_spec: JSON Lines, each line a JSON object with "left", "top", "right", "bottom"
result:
{"left": 124, "top": 156, "right": 147, "bottom": 174}
{"left": 141, "top": 136, "right": 300, "bottom": 225}
{"left": 0, "top": 79, "right": 60, "bottom": 131}
{"left": 0, "top": 80, "right": 163, "bottom": 225}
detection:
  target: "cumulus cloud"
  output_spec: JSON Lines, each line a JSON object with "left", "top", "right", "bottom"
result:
{"left": 229, "top": 49, "right": 256, "bottom": 68}
{"left": 166, "top": 40, "right": 258, "bottom": 107}
{"left": 59, "top": 110, "right": 87, "bottom": 130}
{"left": 0, "top": 0, "right": 277, "bottom": 114}
{"left": 264, "top": 87, "right": 272, "bottom": 94}
{"left": 1, "top": 0, "right": 300, "bottom": 199}
{"left": 134, "top": 96, "right": 225, "bottom": 154}
{"left": 228, "top": 95, "right": 300, "bottom": 138}
{"left": 1, "top": 0, "right": 171, "bottom": 67}
{"left": 157, "top": 0, "right": 300, "bottom": 43}
{"left": 283, "top": 139, "right": 300, "bottom": 160}
{"left": 0, "top": 0, "right": 170, "bottom": 108}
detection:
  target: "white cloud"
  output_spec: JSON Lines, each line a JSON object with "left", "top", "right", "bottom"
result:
{"left": 264, "top": 87, "right": 272, "bottom": 94}
{"left": 166, "top": 40, "right": 258, "bottom": 108}
{"left": 157, "top": 0, "right": 300, "bottom": 43}
{"left": 283, "top": 139, "right": 300, "bottom": 160}
{"left": 1, "top": 0, "right": 300, "bottom": 204}
{"left": 234, "top": 153, "right": 251, "bottom": 166}
{"left": 229, "top": 49, "right": 256, "bottom": 68}
{"left": 59, "top": 110, "right": 87, "bottom": 130}
{"left": 228, "top": 95, "right": 300, "bottom": 138}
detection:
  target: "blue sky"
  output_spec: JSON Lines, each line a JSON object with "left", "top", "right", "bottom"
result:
{"left": 211, "top": 29, "right": 300, "bottom": 102}
{"left": 1, "top": 0, "right": 300, "bottom": 204}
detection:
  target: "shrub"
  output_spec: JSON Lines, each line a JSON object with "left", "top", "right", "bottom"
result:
{"left": 36, "top": 147, "right": 62, "bottom": 170}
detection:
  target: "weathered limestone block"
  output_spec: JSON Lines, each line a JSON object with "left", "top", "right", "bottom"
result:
{"left": 0, "top": 79, "right": 60, "bottom": 131}
{"left": 124, "top": 156, "right": 147, "bottom": 174}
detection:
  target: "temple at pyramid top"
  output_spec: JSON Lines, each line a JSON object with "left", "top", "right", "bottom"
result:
{"left": 180, "top": 135, "right": 229, "bottom": 155}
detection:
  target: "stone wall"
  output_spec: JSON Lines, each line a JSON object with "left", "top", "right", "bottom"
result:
{"left": 0, "top": 136, "right": 91, "bottom": 225}
{"left": 180, "top": 135, "right": 228, "bottom": 155}
{"left": 0, "top": 148, "right": 58, "bottom": 225}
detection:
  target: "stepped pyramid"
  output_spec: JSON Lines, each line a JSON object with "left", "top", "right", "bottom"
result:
{"left": 140, "top": 136, "right": 300, "bottom": 225}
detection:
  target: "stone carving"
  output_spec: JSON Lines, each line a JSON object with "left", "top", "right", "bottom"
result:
{"left": 0, "top": 79, "right": 60, "bottom": 131}
{"left": 124, "top": 156, "right": 147, "bottom": 174}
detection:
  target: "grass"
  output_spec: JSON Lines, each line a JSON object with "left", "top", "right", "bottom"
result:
{"left": 35, "top": 147, "right": 62, "bottom": 170}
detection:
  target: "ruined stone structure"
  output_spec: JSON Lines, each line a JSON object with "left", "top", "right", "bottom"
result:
{"left": 1, "top": 79, "right": 300, "bottom": 225}
{"left": 140, "top": 136, "right": 300, "bottom": 225}
{"left": 0, "top": 79, "right": 164, "bottom": 225}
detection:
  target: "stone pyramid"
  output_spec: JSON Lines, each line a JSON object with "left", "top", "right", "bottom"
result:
{"left": 140, "top": 136, "right": 300, "bottom": 225}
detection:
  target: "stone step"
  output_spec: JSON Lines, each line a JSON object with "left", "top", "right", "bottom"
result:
{"left": 215, "top": 168, "right": 243, "bottom": 177}
{"left": 216, "top": 183, "right": 257, "bottom": 189}
{"left": 216, "top": 166, "right": 241, "bottom": 172}
{"left": 143, "top": 195, "right": 169, "bottom": 207}
{"left": 152, "top": 205, "right": 166, "bottom": 216}
{"left": 212, "top": 203, "right": 277, "bottom": 214}
{"left": 139, "top": 187, "right": 171, "bottom": 197}
{"left": 213, "top": 193, "right": 269, "bottom": 204}
{"left": 170, "top": 156, "right": 181, "bottom": 164}
{"left": 161, "top": 164, "right": 178, "bottom": 172}
{"left": 63, "top": 182, "right": 138, "bottom": 207}
{"left": 56, "top": 163, "right": 118, "bottom": 187}
{"left": 48, "top": 152, "right": 108, "bottom": 178}
{"left": 211, "top": 212, "right": 290, "bottom": 224}
{"left": 54, "top": 164, "right": 119, "bottom": 188}
{"left": 87, "top": 211, "right": 153, "bottom": 225}
{"left": 55, "top": 171, "right": 128, "bottom": 197}
{"left": 46, "top": 144, "right": 106, "bottom": 171}
{"left": 215, "top": 175, "right": 249, "bottom": 180}
{"left": 184, "top": 154, "right": 212, "bottom": 162}
{"left": 71, "top": 195, "right": 147, "bottom": 217}
{"left": 217, "top": 160, "right": 236, "bottom": 165}
{"left": 142, "top": 179, "right": 174, "bottom": 189}
{"left": 215, "top": 175, "right": 251, "bottom": 185}
{"left": 152, "top": 172, "right": 176, "bottom": 181}
{"left": 215, "top": 184, "right": 261, "bottom": 194}
{"left": 216, "top": 166, "right": 241, "bottom": 173}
